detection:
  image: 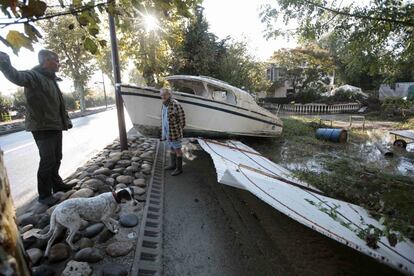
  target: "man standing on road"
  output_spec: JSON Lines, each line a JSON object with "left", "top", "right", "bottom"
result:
{"left": 160, "top": 88, "right": 186, "bottom": 176}
{"left": 0, "top": 50, "right": 74, "bottom": 206}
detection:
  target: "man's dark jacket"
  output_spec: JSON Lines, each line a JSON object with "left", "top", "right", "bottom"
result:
{"left": 0, "top": 63, "right": 71, "bottom": 131}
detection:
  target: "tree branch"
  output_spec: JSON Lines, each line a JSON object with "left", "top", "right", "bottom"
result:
{"left": 302, "top": 0, "right": 414, "bottom": 27}
{"left": 0, "top": 0, "right": 114, "bottom": 28}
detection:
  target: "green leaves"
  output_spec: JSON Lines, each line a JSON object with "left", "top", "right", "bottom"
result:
{"left": 20, "top": 0, "right": 47, "bottom": 18}
{"left": 84, "top": 37, "right": 98, "bottom": 54}
{"left": 6, "top": 30, "right": 34, "bottom": 54}
{"left": 24, "top": 23, "right": 42, "bottom": 41}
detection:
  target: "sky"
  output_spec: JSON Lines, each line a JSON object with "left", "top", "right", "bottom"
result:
{"left": 0, "top": 0, "right": 296, "bottom": 96}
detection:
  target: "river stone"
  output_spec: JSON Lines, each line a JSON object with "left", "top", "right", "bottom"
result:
{"left": 116, "top": 175, "right": 133, "bottom": 184}
{"left": 17, "top": 212, "right": 37, "bottom": 226}
{"left": 115, "top": 184, "right": 127, "bottom": 190}
{"left": 104, "top": 161, "right": 116, "bottom": 170}
{"left": 26, "top": 248, "right": 42, "bottom": 265}
{"left": 67, "top": 178, "right": 80, "bottom": 186}
{"left": 116, "top": 160, "right": 131, "bottom": 167}
{"left": 74, "top": 247, "right": 103, "bottom": 263}
{"left": 70, "top": 188, "right": 94, "bottom": 199}
{"left": 29, "top": 202, "right": 49, "bottom": 214}
{"left": 59, "top": 189, "right": 76, "bottom": 201}
{"left": 105, "top": 241, "right": 133, "bottom": 257}
{"left": 78, "top": 171, "right": 91, "bottom": 180}
{"left": 112, "top": 168, "right": 124, "bottom": 174}
{"left": 48, "top": 243, "right": 70, "bottom": 263}
{"left": 86, "top": 165, "right": 100, "bottom": 173}
{"left": 78, "top": 238, "right": 94, "bottom": 249}
{"left": 106, "top": 177, "right": 115, "bottom": 186}
{"left": 131, "top": 157, "right": 141, "bottom": 162}
{"left": 100, "top": 263, "right": 128, "bottom": 276}
{"left": 133, "top": 179, "right": 146, "bottom": 187}
{"left": 21, "top": 224, "right": 34, "bottom": 233}
{"left": 93, "top": 167, "right": 112, "bottom": 176}
{"left": 141, "top": 164, "right": 152, "bottom": 174}
{"left": 82, "top": 179, "right": 107, "bottom": 192}
{"left": 83, "top": 223, "right": 104, "bottom": 238}
{"left": 36, "top": 214, "right": 50, "bottom": 229}
{"left": 119, "top": 214, "right": 139, "bottom": 227}
{"left": 32, "top": 264, "right": 56, "bottom": 276}
{"left": 132, "top": 187, "right": 145, "bottom": 196}
{"left": 96, "top": 228, "right": 115, "bottom": 244}
{"left": 62, "top": 260, "right": 92, "bottom": 276}
{"left": 47, "top": 204, "right": 58, "bottom": 215}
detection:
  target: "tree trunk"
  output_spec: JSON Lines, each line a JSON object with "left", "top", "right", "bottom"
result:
{"left": 0, "top": 149, "right": 31, "bottom": 276}
{"left": 74, "top": 80, "right": 86, "bottom": 112}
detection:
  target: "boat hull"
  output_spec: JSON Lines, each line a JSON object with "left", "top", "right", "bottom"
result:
{"left": 121, "top": 86, "right": 282, "bottom": 138}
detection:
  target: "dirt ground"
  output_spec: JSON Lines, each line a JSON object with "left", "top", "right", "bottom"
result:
{"left": 163, "top": 145, "right": 400, "bottom": 276}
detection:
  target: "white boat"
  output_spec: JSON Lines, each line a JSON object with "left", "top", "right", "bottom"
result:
{"left": 120, "top": 75, "right": 283, "bottom": 138}
{"left": 198, "top": 139, "right": 414, "bottom": 274}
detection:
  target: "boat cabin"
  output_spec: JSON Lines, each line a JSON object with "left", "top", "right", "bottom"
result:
{"left": 166, "top": 75, "right": 258, "bottom": 110}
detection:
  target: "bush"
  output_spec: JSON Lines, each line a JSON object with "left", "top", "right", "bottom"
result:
{"left": 381, "top": 97, "right": 413, "bottom": 116}
{"left": 62, "top": 93, "right": 79, "bottom": 111}
{"left": 0, "top": 94, "right": 12, "bottom": 120}
{"left": 293, "top": 87, "right": 323, "bottom": 103}
{"left": 12, "top": 89, "right": 26, "bottom": 118}
{"left": 85, "top": 94, "right": 115, "bottom": 108}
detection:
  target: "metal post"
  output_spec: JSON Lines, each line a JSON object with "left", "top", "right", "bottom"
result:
{"left": 101, "top": 71, "right": 108, "bottom": 109}
{"left": 109, "top": 13, "right": 128, "bottom": 150}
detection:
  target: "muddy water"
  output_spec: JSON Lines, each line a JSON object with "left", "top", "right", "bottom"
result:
{"left": 244, "top": 129, "right": 414, "bottom": 177}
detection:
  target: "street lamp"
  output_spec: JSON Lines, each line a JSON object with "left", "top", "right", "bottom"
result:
{"left": 94, "top": 71, "right": 108, "bottom": 109}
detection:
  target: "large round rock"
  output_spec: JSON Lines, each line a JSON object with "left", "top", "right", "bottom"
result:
{"left": 83, "top": 223, "right": 105, "bottom": 238}
{"left": 105, "top": 241, "right": 134, "bottom": 257}
{"left": 62, "top": 260, "right": 92, "bottom": 276}
{"left": 119, "top": 214, "right": 139, "bottom": 227}
{"left": 48, "top": 243, "right": 70, "bottom": 263}
{"left": 74, "top": 247, "right": 103, "bottom": 263}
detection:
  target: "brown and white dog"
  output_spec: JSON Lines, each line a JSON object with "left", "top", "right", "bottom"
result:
{"left": 33, "top": 188, "right": 137, "bottom": 256}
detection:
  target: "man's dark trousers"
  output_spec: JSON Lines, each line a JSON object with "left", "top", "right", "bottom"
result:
{"left": 32, "top": 130, "right": 64, "bottom": 199}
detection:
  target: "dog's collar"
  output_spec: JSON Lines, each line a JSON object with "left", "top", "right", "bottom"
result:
{"left": 112, "top": 191, "right": 121, "bottom": 204}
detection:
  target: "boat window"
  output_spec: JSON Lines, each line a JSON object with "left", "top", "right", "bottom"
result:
{"left": 168, "top": 80, "right": 211, "bottom": 98}
{"left": 207, "top": 84, "right": 237, "bottom": 105}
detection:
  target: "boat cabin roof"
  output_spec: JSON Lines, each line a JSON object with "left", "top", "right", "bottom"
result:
{"left": 166, "top": 75, "right": 257, "bottom": 110}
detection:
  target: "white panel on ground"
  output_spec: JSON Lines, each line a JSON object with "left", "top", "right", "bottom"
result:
{"left": 198, "top": 138, "right": 414, "bottom": 274}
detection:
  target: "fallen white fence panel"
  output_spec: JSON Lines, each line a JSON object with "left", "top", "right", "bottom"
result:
{"left": 198, "top": 138, "right": 414, "bottom": 274}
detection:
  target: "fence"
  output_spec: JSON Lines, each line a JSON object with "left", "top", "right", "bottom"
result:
{"left": 261, "top": 103, "right": 361, "bottom": 114}
{"left": 0, "top": 113, "right": 11, "bottom": 122}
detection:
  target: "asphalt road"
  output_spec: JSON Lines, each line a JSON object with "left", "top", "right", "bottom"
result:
{"left": 0, "top": 109, "right": 132, "bottom": 209}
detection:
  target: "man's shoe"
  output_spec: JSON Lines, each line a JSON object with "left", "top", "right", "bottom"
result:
{"left": 38, "top": 196, "right": 59, "bottom": 206}
{"left": 171, "top": 156, "right": 183, "bottom": 176}
{"left": 53, "top": 182, "right": 76, "bottom": 193}
{"left": 165, "top": 153, "right": 177, "bottom": 170}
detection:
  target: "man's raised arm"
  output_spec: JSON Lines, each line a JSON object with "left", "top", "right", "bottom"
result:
{"left": 0, "top": 51, "right": 37, "bottom": 88}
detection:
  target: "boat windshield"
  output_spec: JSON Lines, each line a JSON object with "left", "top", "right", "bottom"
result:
{"left": 169, "top": 79, "right": 211, "bottom": 99}
{"left": 169, "top": 79, "right": 237, "bottom": 105}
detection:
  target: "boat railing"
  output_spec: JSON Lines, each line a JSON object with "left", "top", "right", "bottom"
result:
{"left": 261, "top": 102, "right": 362, "bottom": 114}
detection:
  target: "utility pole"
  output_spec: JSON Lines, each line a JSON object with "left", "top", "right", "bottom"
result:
{"left": 109, "top": 13, "right": 128, "bottom": 150}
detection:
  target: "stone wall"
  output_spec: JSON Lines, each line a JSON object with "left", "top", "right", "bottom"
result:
{"left": 0, "top": 149, "right": 30, "bottom": 276}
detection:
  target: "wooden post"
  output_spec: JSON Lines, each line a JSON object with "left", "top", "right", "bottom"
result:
{"left": 0, "top": 149, "right": 30, "bottom": 276}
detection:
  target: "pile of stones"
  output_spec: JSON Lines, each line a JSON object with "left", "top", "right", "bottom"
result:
{"left": 17, "top": 136, "right": 157, "bottom": 276}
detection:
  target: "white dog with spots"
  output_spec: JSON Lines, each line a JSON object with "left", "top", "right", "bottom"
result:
{"left": 33, "top": 188, "right": 137, "bottom": 256}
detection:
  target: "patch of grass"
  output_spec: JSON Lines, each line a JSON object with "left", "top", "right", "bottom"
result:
{"left": 397, "top": 116, "right": 414, "bottom": 130}
{"left": 294, "top": 158, "right": 414, "bottom": 243}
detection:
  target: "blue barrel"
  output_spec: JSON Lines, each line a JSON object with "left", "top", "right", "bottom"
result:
{"left": 315, "top": 128, "right": 348, "bottom": 143}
